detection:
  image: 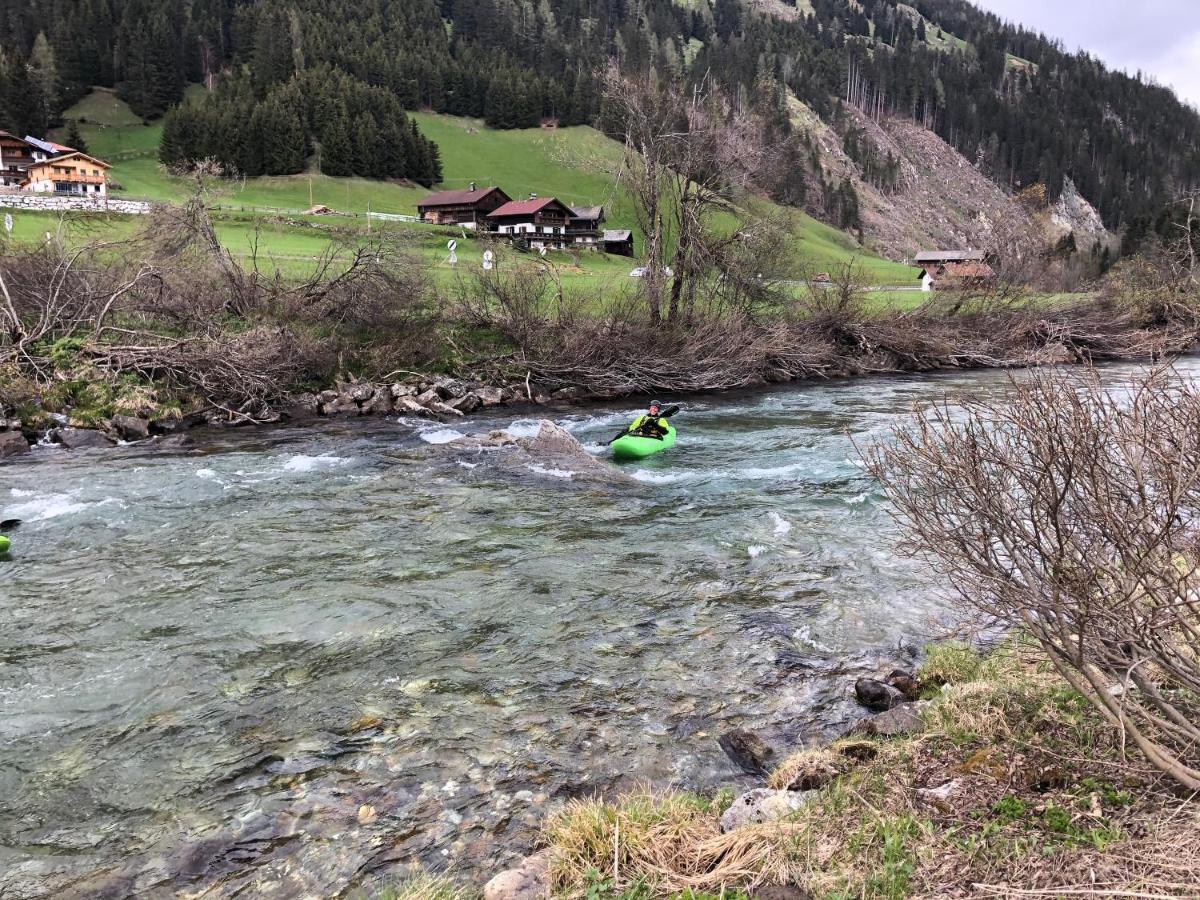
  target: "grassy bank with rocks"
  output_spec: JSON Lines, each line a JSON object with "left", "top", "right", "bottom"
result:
{"left": 382, "top": 640, "right": 1199, "bottom": 899}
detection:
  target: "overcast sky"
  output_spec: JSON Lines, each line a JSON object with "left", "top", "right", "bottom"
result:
{"left": 971, "top": 0, "right": 1200, "bottom": 108}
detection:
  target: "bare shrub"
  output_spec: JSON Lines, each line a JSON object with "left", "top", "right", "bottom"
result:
{"left": 866, "top": 367, "right": 1200, "bottom": 788}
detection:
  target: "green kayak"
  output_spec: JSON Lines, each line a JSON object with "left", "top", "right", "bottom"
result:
{"left": 0, "top": 535, "right": 10, "bottom": 555}
{"left": 612, "top": 424, "right": 676, "bottom": 461}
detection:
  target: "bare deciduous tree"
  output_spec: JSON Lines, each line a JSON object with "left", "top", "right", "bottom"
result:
{"left": 866, "top": 368, "right": 1200, "bottom": 788}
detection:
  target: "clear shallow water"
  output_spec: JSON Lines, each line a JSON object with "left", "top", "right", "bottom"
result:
{"left": 0, "top": 363, "right": 1179, "bottom": 897}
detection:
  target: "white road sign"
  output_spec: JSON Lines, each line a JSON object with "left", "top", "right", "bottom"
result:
{"left": 482, "top": 249, "right": 494, "bottom": 271}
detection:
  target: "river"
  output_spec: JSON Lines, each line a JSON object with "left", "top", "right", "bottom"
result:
{"left": 0, "top": 364, "right": 1165, "bottom": 898}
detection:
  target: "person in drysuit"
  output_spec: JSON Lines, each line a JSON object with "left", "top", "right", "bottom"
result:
{"left": 614, "top": 400, "right": 671, "bottom": 441}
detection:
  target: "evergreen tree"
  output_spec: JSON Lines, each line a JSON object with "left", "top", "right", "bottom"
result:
{"left": 63, "top": 118, "right": 87, "bottom": 153}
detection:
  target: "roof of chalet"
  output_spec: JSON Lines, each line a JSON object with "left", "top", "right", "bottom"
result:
{"left": 570, "top": 205, "right": 604, "bottom": 220}
{"left": 914, "top": 249, "right": 985, "bottom": 263}
{"left": 603, "top": 230, "right": 632, "bottom": 241}
{"left": 417, "top": 186, "right": 507, "bottom": 209}
{"left": 489, "top": 197, "right": 572, "bottom": 218}
{"left": 24, "top": 136, "right": 75, "bottom": 155}
{"left": 0, "top": 130, "right": 36, "bottom": 145}
{"left": 29, "top": 150, "right": 111, "bottom": 169}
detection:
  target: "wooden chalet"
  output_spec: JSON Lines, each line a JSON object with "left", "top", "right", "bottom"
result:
{"left": 21, "top": 151, "right": 111, "bottom": 196}
{"left": 417, "top": 183, "right": 511, "bottom": 226}
{"left": 488, "top": 196, "right": 574, "bottom": 250}
{"left": 602, "top": 230, "right": 635, "bottom": 257}
{"left": 0, "top": 132, "right": 45, "bottom": 187}
{"left": 567, "top": 205, "right": 605, "bottom": 247}
{"left": 920, "top": 260, "right": 996, "bottom": 291}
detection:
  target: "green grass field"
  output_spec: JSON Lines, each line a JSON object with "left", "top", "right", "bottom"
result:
{"left": 30, "top": 88, "right": 919, "bottom": 291}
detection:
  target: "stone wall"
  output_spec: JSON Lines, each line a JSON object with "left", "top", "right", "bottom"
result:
{"left": 0, "top": 193, "right": 153, "bottom": 215}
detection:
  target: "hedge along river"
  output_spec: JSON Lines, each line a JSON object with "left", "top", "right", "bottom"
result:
{"left": 1, "top": 361, "right": 1184, "bottom": 898}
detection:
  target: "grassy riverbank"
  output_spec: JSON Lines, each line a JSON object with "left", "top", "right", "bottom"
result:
{"left": 386, "top": 640, "right": 1198, "bottom": 899}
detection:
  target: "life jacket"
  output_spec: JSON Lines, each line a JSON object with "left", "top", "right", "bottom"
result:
{"left": 630, "top": 414, "right": 669, "bottom": 437}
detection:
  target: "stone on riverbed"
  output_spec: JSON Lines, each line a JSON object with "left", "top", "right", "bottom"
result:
{"left": 111, "top": 415, "right": 151, "bottom": 442}
{"left": 483, "top": 848, "right": 552, "bottom": 900}
{"left": 720, "top": 789, "right": 814, "bottom": 832}
{"left": 0, "top": 430, "right": 30, "bottom": 459}
{"left": 718, "top": 728, "right": 775, "bottom": 776}
{"left": 53, "top": 427, "right": 116, "bottom": 450}
{"left": 848, "top": 702, "right": 927, "bottom": 738}
{"left": 854, "top": 677, "right": 904, "bottom": 712}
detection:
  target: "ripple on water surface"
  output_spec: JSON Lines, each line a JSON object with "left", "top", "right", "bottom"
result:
{"left": 0, "top": 363, "right": 1182, "bottom": 897}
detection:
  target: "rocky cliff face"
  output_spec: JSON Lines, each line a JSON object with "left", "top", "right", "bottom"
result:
{"left": 792, "top": 98, "right": 1113, "bottom": 263}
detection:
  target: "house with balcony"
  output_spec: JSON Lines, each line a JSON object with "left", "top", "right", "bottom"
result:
{"left": 487, "top": 196, "right": 574, "bottom": 251}
{"left": 566, "top": 205, "right": 605, "bottom": 248}
{"left": 0, "top": 132, "right": 48, "bottom": 187}
{"left": 21, "top": 151, "right": 111, "bottom": 196}
{"left": 417, "top": 183, "right": 511, "bottom": 226}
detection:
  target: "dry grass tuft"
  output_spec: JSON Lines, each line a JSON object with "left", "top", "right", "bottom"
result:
{"left": 767, "top": 747, "right": 847, "bottom": 791}
{"left": 378, "top": 871, "right": 480, "bottom": 900}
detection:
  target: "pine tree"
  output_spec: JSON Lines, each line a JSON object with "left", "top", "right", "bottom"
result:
{"left": 64, "top": 118, "right": 88, "bottom": 153}
{"left": 28, "top": 32, "right": 59, "bottom": 132}
{"left": 318, "top": 104, "right": 353, "bottom": 176}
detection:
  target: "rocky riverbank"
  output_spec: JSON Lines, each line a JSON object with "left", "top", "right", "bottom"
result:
{"left": 446, "top": 640, "right": 1196, "bottom": 900}
{"left": 0, "top": 373, "right": 568, "bottom": 460}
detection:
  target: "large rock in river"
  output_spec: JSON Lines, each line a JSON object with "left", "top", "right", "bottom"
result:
{"left": 445, "top": 420, "right": 629, "bottom": 484}
{"left": 0, "top": 431, "right": 30, "bottom": 459}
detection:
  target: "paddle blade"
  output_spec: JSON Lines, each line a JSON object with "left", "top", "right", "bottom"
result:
{"left": 662, "top": 405, "right": 681, "bottom": 418}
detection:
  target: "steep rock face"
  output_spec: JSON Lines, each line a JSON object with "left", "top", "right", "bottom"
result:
{"left": 794, "top": 98, "right": 1031, "bottom": 261}
{"left": 793, "top": 100, "right": 1113, "bottom": 264}
{"left": 1048, "top": 177, "right": 1110, "bottom": 251}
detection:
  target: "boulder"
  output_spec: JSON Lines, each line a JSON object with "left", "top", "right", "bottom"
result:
{"left": 429, "top": 400, "right": 465, "bottom": 418}
{"left": 53, "top": 427, "right": 115, "bottom": 450}
{"left": 346, "top": 382, "right": 375, "bottom": 404}
{"left": 364, "top": 391, "right": 395, "bottom": 415}
{"left": 885, "top": 669, "right": 921, "bottom": 702}
{"left": 848, "top": 702, "right": 926, "bottom": 739}
{"left": 318, "top": 389, "right": 340, "bottom": 405}
{"left": 434, "top": 377, "right": 469, "bottom": 399}
{"left": 448, "top": 393, "right": 482, "bottom": 414}
{"left": 720, "top": 789, "right": 813, "bottom": 832}
{"left": 415, "top": 389, "right": 440, "bottom": 407}
{"left": 718, "top": 728, "right": 775, "bottom": 777}
{"left": 551, "top": 386, "right": 581, "bottom": 401}
{"left": 280, "top": 393, "right": 321, "bottom": 421}
{"left": 320, "top": 395, "right": 354, "bottom": 416}
{"left": 483, "top": 848, "right": 552, "bottom": 900}
{"left": 391, "top": 383, "right": 417, "bottom": 399}
{"left": 111, "top": 415, "right": 151, "bottom": 443}
{"left": 855, "top": 677, "right": 904, "bottom": 712}
{"left": 477, "top": 385, "right": 506, "bottom": 407}
{"left": 0, "top": 431, "right": 30, "bottom": 459}
{"left": 150, "top": 411, "right": 205, "bottom": 435}
{"left": 397, "top": 397, "right": 432, "bottom": 417}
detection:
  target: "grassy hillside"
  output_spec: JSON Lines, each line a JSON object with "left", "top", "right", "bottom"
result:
{"left": 38, "top": 89, "right": 918, "bottom": 287}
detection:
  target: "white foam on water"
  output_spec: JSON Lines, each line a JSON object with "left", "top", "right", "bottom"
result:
{"left": 845, "top": 493, "right": 869, "bottom": 505}
{"left": 770, "top": 511, "right": 793, "bottom": 535}
{"left": 525, "top": 464, "right": 574, "bottom": 479}
{"left": 748, "top": 544, "right": 768, "bottom": 559}
{"left": 457, "top": 460, "right": 479, "bottom": 470}
{"left": 419, "top": 428, "right": 467, "bottom": 445}
{"left": 629, "top": 469, "right": 686, "bottom": 484}
{"left": 735, "top": 462, "right": 808, "bottom": 480}
{"left": 4, "top": 492, "right": 87, "bottom": 522}
{"left": 281, "top": 455, "right": 351, "bottom": 473}
{"left": 10, "top": 488, "right": 35, "bottom": 498}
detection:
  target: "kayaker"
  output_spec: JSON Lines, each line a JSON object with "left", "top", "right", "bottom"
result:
{"left": 615, "top": 401, "right": 670, "bottom": 442}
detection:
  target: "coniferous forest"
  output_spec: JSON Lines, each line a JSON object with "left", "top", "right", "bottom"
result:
{"left": 1, "top": 0, "right": 1198, "bottom": 228}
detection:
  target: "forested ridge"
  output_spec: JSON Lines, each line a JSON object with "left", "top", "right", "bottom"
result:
{"left": 1, "top": 0, "right": 1198, "bottom": 228}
